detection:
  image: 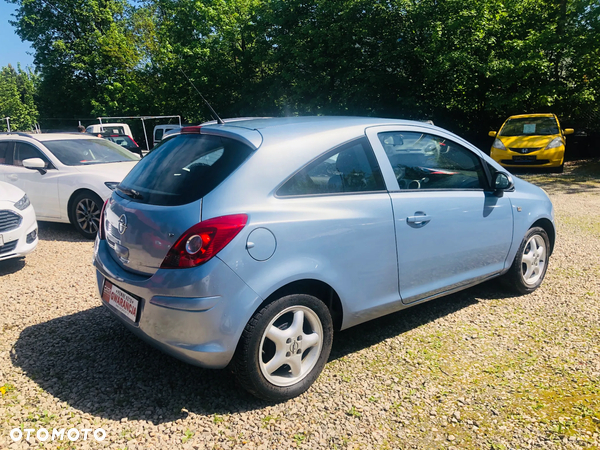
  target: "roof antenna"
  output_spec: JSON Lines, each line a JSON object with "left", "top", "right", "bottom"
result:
{"left": 179, "top": 68, "right": 224, "bottom": 125}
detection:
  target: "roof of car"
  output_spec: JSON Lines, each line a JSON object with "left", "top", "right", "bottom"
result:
{"left": 187, "top": 116, "right": 442, "bottom": 150}
{"left": 205, "top": 116, "right": 424, "bottom": 131}
{"left": 200, "top": 116, "right": 438, "bottom": 143}
{"left": 507, "top": 113, "right": 556, "bottom": 119}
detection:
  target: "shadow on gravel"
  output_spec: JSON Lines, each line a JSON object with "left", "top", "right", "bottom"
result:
{"left": 0, "top": 257, "right": 25, "bottom": 275}
{"left": 330, "top": 280, "right": 511, "bottom": 361}
{"left": 38, "top": 221, "right": 89, "bottom": 243}
{"left": 11, "top": 280, "right": 510, "bottom": 422}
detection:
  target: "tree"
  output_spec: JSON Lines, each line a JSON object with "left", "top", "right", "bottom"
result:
{"left": 8, "top": 0, "right": 142, "bottom": 123}
{"left": 0, "top": 64, "right": 39, "bottom": 131}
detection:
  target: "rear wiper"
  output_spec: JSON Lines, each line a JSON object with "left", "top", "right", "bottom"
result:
{"left": 118, "top": 187, "right": 144, "bottom": 200}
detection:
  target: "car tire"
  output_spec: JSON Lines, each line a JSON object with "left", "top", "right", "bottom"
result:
{"left": 550, "top": 163, "right": 564, "bottom": 173}
{"left": 502, "top": 227, "right": 550, "bottom": 294}
{"left": 232, "top": 294, "right": 333, "bottom": 402}
{"left": 70, "top": 191, "right": 103, "bottom": 239}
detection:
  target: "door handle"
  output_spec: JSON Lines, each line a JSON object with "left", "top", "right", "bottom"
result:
{"left": 407, "top": 213, "right": 431, "bottom": 225}
{"left": 7, "top": 174, "right": 17, "bottom": 181}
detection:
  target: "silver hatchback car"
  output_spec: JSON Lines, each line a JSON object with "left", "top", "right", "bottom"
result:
{"left": 94, "top": 117, "right": 555, "bottom": 401}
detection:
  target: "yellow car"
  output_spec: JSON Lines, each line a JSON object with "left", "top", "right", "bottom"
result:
{"left": 489, "top": 113, "right": 574, "bottom": 173}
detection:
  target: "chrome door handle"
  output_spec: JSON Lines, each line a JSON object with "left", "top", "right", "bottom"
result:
{"left": 7, "top": 174, "right": 17, "bottom": 181}
{"left": 407, "top": 214, "right": 431, "bottom": 225}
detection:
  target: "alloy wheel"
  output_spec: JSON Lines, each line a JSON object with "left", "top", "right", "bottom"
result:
{"left": 259, "top": 305, "right": 323, "bottom": 387}
{"left": 75, "top": 198, "right": 100, "bottom": 235}
{"left": 521, "top": 234, "right": 546, "bottom": 286}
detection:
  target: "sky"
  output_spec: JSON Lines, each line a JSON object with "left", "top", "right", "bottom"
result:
{"left": 0, "top": 1, "right": 35, "bottom": 69}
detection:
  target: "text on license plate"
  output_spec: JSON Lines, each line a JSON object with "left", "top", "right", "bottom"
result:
{"left": 102, "top": 280, "right": 139, "bottom": 322}
{"left": 513, "top": 155, "right": 536, "bottom": 161}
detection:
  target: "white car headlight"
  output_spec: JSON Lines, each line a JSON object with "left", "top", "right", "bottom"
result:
{"left": 14, "top": 194, "right": 31, "bottom": 210}
{"left": 492, "top": 138, "right": 506, "bottom": 150}
{"left": 545, "top": 137, "right": 563, "bottom": 149}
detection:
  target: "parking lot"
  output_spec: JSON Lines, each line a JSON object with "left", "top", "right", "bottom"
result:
{"left": 1, "top": 159, "right": 599, "bottom": 450}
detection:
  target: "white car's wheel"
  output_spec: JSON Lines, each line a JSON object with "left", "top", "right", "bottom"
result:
{"left": 70, "top": 192, "right": 103, "bottom": 239}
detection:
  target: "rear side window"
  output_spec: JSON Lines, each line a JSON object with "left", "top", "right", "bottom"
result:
{"left": 277, "top": 138, "right": 385, "bottom": 197}
{"left": 118, "top": 134, "right": 253, "bottom": 206}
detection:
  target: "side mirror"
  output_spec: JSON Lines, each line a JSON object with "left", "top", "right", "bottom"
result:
{"left": 488, "top": 131, "right": 497, "bottom": 138}
{"left": 493, "top": 172, "right": 513, "bottom": 197}
{"left": 563, "top": 128, "right": 574, "bottom": 135}
{"left": 22, "top": 158, "right": 46, "bottom": 170}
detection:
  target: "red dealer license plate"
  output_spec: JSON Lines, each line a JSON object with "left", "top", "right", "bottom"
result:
{"left": 102, "top": 280, "right": 139, "bottom": 323}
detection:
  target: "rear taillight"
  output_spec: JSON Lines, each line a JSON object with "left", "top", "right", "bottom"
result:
{"left": 160, "top": 214, "right": 248, "bottom": 269}
{"left": 181, "top": 126, "right": 202, "bottom": 134}
{"left": 98, "top": 199, "right": 109, "bottom": 240}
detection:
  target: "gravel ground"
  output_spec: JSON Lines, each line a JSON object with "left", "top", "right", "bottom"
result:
{"left": 1, "top": 159, "right": 599, "bottom": 450}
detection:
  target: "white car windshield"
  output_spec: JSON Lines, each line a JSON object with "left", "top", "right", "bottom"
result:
{"left": 43, "top": 139, "right": 140, "bottom": 165}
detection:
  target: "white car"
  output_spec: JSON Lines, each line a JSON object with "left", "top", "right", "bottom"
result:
{"left": 0, "top": 181, "right": 38, "bottom": 261}
{"left": 86, "top": 123, "right": 133, "bottom": 138}
{"left": 0, "top": 133, "right": 139, "bottom": 238}
{"left": 153, "top": 124, "right": 181, "bottom": 146}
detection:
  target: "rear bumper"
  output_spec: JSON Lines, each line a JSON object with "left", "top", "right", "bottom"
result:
{"left": 93, "top": 238, "right": 262, "bottom": 368}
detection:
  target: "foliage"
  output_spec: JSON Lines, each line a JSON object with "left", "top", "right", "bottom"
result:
{"left": 5, "top": 0, "right": 600, "bottom": 135}
{"left": 0, "top": 64, "right": 38, "bottom": 131}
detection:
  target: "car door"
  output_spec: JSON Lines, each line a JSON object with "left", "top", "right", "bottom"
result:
{"left": 366, "top": 126, "right": 514, "bottom": 304}
{"left": 5, "top": 141, "right": 60, "bottom": 219}
{"left": 273, "top": 137, "right": 400, "bottom": 327}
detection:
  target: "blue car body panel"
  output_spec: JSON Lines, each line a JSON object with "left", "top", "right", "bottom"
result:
{"left": 93, "top": 116, "right": 555, "bottom": 369}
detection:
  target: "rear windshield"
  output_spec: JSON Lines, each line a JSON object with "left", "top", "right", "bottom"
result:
{"left": 499, "top": 117, "right": 559, "bottom": 136}
{"left": 103, "top": 126, "right": 125, "bottom": 135}
{"left": 117, "top": 134, "right": 253, "bottom": 206}
{"left": 106, "top": 135, "right": 136, "bottom": 148}
{"left": 43, "top": 139, "right": 140, "bottom": 165}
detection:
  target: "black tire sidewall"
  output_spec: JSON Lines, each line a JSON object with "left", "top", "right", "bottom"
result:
{"left": 234, "top": 294, "right": 333, "bottom": 402}
{"left": 70, "top": 192, "right": 103, "bottom": 239}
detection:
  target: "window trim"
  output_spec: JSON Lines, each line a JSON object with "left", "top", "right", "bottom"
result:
{"left": 274, "top": 136, "right": 386, "bottom": 199}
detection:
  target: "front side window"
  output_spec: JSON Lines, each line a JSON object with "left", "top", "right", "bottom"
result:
{"left": 499, "top": 117, "right": 559, "bottom": 136}
{"left": 378, "top": 132, "right": 486, "bottom": 190}
{"left": 43, "top": 139, "right": 139, "bottom": 166}
{"left": 13, "top": 143, "right": 50, "bottom": 168}
{"left": 0, "top": 141, "right": 12, "bottom": 165}
{"left": 277, "top": 138, "right": 385, "bottom": 197}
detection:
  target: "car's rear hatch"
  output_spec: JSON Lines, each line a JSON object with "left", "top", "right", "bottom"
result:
{"left": 103, "top": 130, "right": 257, "bottom": 276}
